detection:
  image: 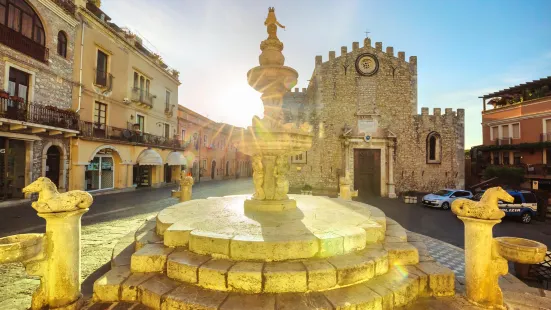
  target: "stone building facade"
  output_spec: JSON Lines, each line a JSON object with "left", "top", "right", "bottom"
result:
{"left": 284, "top": 38, "right": 464, "bottom": 197}
{"left": 0, "top": 0, "right": 79, "bottom": 202}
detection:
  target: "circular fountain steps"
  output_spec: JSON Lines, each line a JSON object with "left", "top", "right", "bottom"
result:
{"left": 155, "top": 195, "right": 387, "bottom": 261}
{"left": 130, "top": 244, "right": 388, "bottom": 294}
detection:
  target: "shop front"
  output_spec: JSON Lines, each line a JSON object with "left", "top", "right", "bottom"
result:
{"left": 133, "top": 149, "right": 163, "bottom": 187}
{"left": 166, "top": 151, "right": 187, "bottom": 183}
{"left": 85, "top": 148, "right": 115, "bottom": 191}
{"left": 0, "top": 137, "right": 27, "bottom": 201}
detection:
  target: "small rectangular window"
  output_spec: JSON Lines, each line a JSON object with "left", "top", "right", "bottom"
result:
{"left": 501, "top": 125, "right": 510, "bottom": 138}
{"left": 512, "top": 123, "right": 520, "bottom": 139}
{"left": 513, "top": 152, "right": 521, "bottom": 165}
{"left": 94, "top": 102, "right": 107, "bottom": 127}
{"left": 96, "top": 50, "right": 108, "bottom": 86}
{"left": 502, "top": 151, "right": 510, "bottom": 165}
{"left": 181, "top": 129, "right": 186, "bottom": 141}
{"left": 546, "top": 119, "right": 551, "bottom": 134}
{"left": 166, "top": 90, "right": 171, "bottom": 109}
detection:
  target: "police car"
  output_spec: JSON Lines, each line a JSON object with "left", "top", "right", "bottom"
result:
{"left": 472, "top": 190, "right": 538, "bottom": 224}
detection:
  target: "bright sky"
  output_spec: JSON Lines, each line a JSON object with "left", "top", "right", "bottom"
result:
{"left": 102, "top": 0, "right": 551, "bottom": 148}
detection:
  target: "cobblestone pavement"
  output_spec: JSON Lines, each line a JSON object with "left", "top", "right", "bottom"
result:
{"left": 0, "top": 178, "right": 254, "bottom": 310}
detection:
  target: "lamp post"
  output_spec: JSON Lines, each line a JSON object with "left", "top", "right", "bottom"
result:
{"left": 193, "top": 132, "right": 200, "bottom": 183}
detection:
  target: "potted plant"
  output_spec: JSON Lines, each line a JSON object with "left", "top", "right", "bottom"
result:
{"left": 403, "top": 191, "right": 418, "bottom": 204}
{"left": 301, "top": 184, "right": 313, "bottom": 195}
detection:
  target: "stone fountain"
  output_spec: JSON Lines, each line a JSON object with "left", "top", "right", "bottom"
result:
{"left": 91, "top": 8, "right": 457, "bottom": 309}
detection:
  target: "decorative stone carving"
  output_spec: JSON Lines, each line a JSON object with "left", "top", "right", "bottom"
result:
{"left": 22, "top": 177, "right": 93, "bottom": 213}
{"left": 274, "top": 155, "right": 290, "bottom": 200}
{"left": 252, "top": 155, "right": 266, "bottom": 200}
{"left": 451, "top": 187, "right": 510, "bottom": 220}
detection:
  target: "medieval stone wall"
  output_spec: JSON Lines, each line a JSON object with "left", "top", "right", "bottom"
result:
{"left": 285, "top": 38, "right": 465, "bottom": 195}
{"left": 0, "top": 0, "right": 76, "bottom": 109}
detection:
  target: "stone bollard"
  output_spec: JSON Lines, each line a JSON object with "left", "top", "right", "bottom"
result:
{"left": 452, "top": 187, "right": 547, "bottom": 309}
{"left": 338, "top": 174, "right": 358, "bottom": 201}
{"left": 179, "top": 175, "right": 194, "bottom": 202}
{"left": 0, "top": 177, "right": 92, "bottom": 310}
{"left": 172, "top": 171, "right": 194, "bottom": 202}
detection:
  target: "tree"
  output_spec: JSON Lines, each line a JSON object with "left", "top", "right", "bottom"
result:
{"left": 483, "top": 165, "right": 524, "bottom": 188}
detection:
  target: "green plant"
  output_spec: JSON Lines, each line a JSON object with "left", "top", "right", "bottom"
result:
{"left": 302, "top": 184, "right": 312, "bottom": 191}
{"left": 483, "top": 165, "right": 524, "bottom": 188}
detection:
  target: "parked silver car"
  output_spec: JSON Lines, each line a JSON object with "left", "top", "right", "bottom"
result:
{"left": 421, "top": 189, "right": 473, "bottom": 210}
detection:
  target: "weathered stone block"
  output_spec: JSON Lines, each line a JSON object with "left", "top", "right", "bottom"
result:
{"left": 131, "top": 244, "right": 174, "bottom": 273}
{"left": 314, "top": 231, "right": 344, "bottom": 257}
{"left": 335, "top": 227, "right": 367, "bottom": 253}
{"left": 303, "top": 259, "right": 337, "bottom": 291}
{"left": 161, "top": 283, "right": 228, "bottom": 310}
{"left": 327, "top": 253, "right": 375, "bottom": 286}
{"left": 163, "top": 223, "right": 193, "bottom": 247}
{"left": 220, "top": 293, "right": 276, "bottom": 310}
{"left": 323, "top": 283, "right": 382, "bottom": 309}
{"left": 416, "top": 262, "right": 455, "bottom": 296}
{"left": 227, "top": 262, "right": 264, "bottom": 293}
{"left": 276, "top": 292, "right": 334, "bottom": 310}
{"left": 93, "top": 266, "right": 131, "bottom": 302}
{"left": 120, "top": 273, "right": 155, "bottom": 302}
{"left": 189, "top": 230, "right": 232, "bottom": 257}
{"left": 384, "top": 242, "right": 419, "bottom": 266}
{"left": 198, "top": 259, "right": 234, "bottom": 291}
{"left": 264, "top": 262, "right": 307, "bottom": 293}
{"left": 166, "top": 250, "right": 210, "bottom": 283}
{"left": 138, "top": 275, "right": 180, "bottom": 309}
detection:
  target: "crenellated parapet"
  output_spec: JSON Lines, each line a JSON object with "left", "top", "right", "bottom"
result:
{"left": 417, "top": 107, "right": 465, "bottom": 122}
{"left": 314, "top": 37, "right": 417, "bottom": 72}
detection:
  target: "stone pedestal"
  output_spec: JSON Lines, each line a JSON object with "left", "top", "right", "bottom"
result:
{"left": 37, "top": 209, "right": 88, "bottom": 309}
{"left": 458, "top": 216, "right": 507, "bottom": 309}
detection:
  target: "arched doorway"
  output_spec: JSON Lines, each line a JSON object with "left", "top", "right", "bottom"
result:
{"left": 211, "top": 160, "right": 216, "bottom": 179}
{"left": 45, "top": 146, "right": 61, "bottom": 187}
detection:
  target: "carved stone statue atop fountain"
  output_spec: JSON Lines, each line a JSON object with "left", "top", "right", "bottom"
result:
{"left": 242, "top": 7, "right": 312, "bottom": 211}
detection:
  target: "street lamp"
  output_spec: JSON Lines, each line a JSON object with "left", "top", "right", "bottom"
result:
{"left": 193, "top": 132, "right": 200, "bottom": 183}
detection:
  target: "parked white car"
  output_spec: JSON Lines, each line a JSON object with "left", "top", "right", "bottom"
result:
{"left": 421, "top": 189, "right": 473, "bottom": 210}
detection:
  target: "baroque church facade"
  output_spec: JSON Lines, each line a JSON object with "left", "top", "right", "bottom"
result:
{"left": 283, "top": 37, "right": 465, "bottom": 197}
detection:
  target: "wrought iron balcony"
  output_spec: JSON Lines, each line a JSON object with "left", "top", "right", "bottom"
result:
{"left": 0, "top": 23, "right": 48, "bottom": 63}
{"left": 94, "top": 68, "right": 113, "bottom": 90}
{"left": 0, "top": 96, "right": 79, "bottom": 130}
{"left": 79, "top": 120, "right": 186, "bottom": 149}
{"left": 131, "top": 87, "right": 154, "bottom": 108}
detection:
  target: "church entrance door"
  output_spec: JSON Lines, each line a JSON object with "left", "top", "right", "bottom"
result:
{"left": 354, "top": 149, "right": 381, "bottom": 197}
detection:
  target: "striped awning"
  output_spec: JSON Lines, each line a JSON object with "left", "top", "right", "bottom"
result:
{"left": 167, "top": 152, "right": 187, "bottom": 166}
{"left": 136, "top": 149, "right": 163, "bottom": 166}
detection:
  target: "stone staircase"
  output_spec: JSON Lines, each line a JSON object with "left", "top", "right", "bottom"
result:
{"left": 91, "top": 195, "right": 455, "bottom": 309}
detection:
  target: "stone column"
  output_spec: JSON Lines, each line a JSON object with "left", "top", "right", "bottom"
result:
{"left": 37, "top": 209, "right": 88, "bottom": 309}
{"left": 262, "top": 155, "right": 277, "bottom": 200}
{"left": 458, "top": 216, "right": 507, "bottom": 308}
{"left": 180, "top": 176, "right": 194, "bottom": 202}
{"left": 388, "top": 145, "right": 396, "bottom": 198}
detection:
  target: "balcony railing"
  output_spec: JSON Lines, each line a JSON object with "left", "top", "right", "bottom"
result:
{"left": 495, "top": 138, "right": 512, "bottom": 146}
{"left": 79, "top": 120, "right": 185, "bottom": 149}
{"left": 0, "top": 97, "right": 79, "bottom": 130}
{"left": 0, "top": 23, "right": 48, "bottom": 63}
{"left": 131, "top": 87, "right": 154, "bottom": 107}
{"left": 51, "top": 0, "right": 76, "bottom": 15}
{"left": 94, "top": 68, "right": 113, "bottom": 91}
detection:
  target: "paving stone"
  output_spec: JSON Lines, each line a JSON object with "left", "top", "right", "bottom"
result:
{"left": 323, "top": 282, "right": 382, "bottom": 310}
{"left": 364, "top": 279, "right": 394, "bottom": 309}
{"left": 359, "top": 222, "right": 385, "bottom": 244}
{"left": 409, "top": 241, "right": 428, "bottom": 251}
{"left": 303, "top": 259, "right": 337, "bottom": 291}
{"left": 189, "top": 230, "right": 233, "bottom": 257}
{"left": 376, "top": 268, "right": 419, "bottom": 307}
{"left": 93, "top": 266, "right": 131, "bottom": 302}
{"left": 504, "top": 291, "right": 551, "bottom": 309}
{"left": 166, "top": 250, "right": 210, "bottom": 283}
{"left": 131, "top": 244, "right": 174, "bottom": 273}
{"left": 112, "top": 241, "right": 134, "bottom": 268}
{"left": 276, "top": 292, "right": 333, "bottom": 310}
{"left": 405, "top": 232, "right": 425, "bottom": 242}
{"left": 111, "top": 302, "right": 139, "bottom": 310}
{"left": 120, "top": 273, "right": 156, "bottom": 302}
{"left": 227, "top": 261, "right": 264, "bottom": 293}
{"left": 416, "top": 262, "right": 455, "bottom": 297}
{"left": 137, "top": 275, "right": 180, "bottom": 310}
{"left": 198, "top": 258, "right": 235, "bottom": 291}
{"left": 264, "top": 262, "right": 307, "bottom": 293}
{"left": 163, "top": 222, "right": 193, "bottom": 247}
{"left": 327, "top": 253, "right": 375, "bottom": 286}
{"left": 220, "top": 293, "right": 276, "bottom": 310}
{"left": 419, "top": 254, "right": 436, "bottom": 262}
{"left": 161, "top": 282, "right": 228, "bottom": 310}
{"left": 384, "top": 242, "right": 419, "bottom": 266}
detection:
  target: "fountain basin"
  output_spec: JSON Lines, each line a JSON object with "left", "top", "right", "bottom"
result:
{"left": 247, "top": 65, "right": 298, "bottom": 93}
{"left": 495, "top": 237, "right": 547, "bottom": 264}
{"left": 0, "top": 233, "right": 44, "bottom": 264}
{"left": 240, "top": 128, "right": 312, "bottom": 156}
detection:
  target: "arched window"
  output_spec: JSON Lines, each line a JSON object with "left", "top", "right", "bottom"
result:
{"left": 57, "top": 31, "right": 67, "bottom": 57}
{"left": 426, "top": 132, "right": 442, "bottom": 164}
{"left": 0, "top": 0, "right": 46, "bottom": 61}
